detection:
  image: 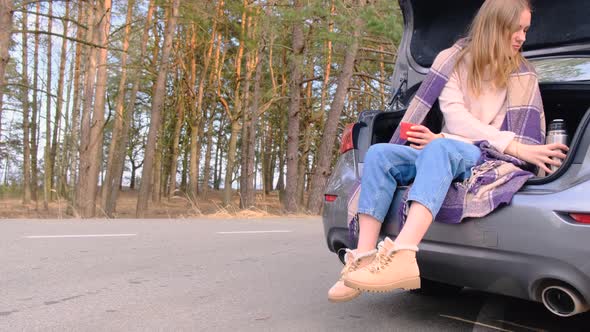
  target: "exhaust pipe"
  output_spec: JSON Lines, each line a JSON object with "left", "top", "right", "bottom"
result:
{"left": 541, "top": 285, "right": 590, "bottom": 317}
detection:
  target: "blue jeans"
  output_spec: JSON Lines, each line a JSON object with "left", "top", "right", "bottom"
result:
{"left": 357, "top": 138, "right": 482, "bottom": 223}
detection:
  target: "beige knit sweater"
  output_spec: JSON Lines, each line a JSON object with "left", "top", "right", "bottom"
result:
{"left": 438, "top": 61, "right": 516, "bottom": 153}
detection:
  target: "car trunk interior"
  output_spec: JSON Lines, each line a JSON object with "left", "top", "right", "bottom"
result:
{"left": 364, "top": 83, "right": 590, "bottom": 183}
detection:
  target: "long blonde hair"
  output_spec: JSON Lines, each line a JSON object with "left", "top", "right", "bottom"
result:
{"left": 457, "top": 0, "right": 531, "bottom": 95}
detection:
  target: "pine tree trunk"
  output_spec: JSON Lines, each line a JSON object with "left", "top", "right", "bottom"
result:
{"left": 213, "top": 115, "right": 226, "bottom": 190}
{"left": 190, "top": 4, "right": 219, "bottom": 198}
{"left": 136, "top": 0, "right": 180, "bottom": 218}
{"left": 187, "top": 25, "right": 199, "bottom": 199}
{"left": 262, "top": 121, "right": 272, "bottom": 195}
{"left": 59, "top": 49, "right": 75, "bottom": 198}
{"left": 239, "top": 37, "right": 254, "bottom": 208}
{"left": 130, "top": 160, "right": 138, "bottom": 190}
{"left": 77, "top": 0, "right": 98, "bottom": 216}
{"left": 275, "top": 112, "right": 286, "bottom": 194}
{"left": 223, "top": 1, "right": 248, "bottom": 207}
{"left": 202, "top": 26, "right": 224, "bottom": 198}
{"left": 30, "top": 1, "right": 41, "bottom": 203}
{"left": 266, "top": 128, "right": 276, "bottom": 195}
{"left": 105, "top": 0, "right": 154, "bottom": 215}
{"left": 246, "top": 51, "right": 262, "bottom": 207}
{"left": 306, "top": 0, "right": 334, "bottom": 211}
{"left": 285, "top": 0, "right": 304, "bottom": 212}
{"left": 223, "top": 120, "right": 241, "bottom": 206}
{"left": 180, "top": 137, "right": 189, "bottom": 192}
{"left": 201, "top": 107, "right": 215, "bottom": 197}
{"left": 307, "top": 0, "right": 365, "bottom": 214}
{"left": 43, "top": 1, "right": 54, "bottom": 210}
{"left": 166, "top": 82, "right": 185, "bottom": 198}
{"left": 21, "top": 10, "right": 31, "bottom": 204}
{"left": 102, "top": 0, "right": 134, "bottom": 215}
{"left": 90, "top": 0, "right": 112, "bottom": 214}
{"left": 152, "top": 140, "right": 162, "bottom": 203}
{"left": 276, "top": 49, "right": 288, "bottom": 198}
{"left": 50, "top": 0, "right": 69, "bottom": 193}
{"left": 67, "top": 0, "right": 86, "bottom": 214}
{"left": 297, "top": 47, "right": 315, "bottom": 207}
{"left": 0, "top": 0, "right": 13, "bottom": 142}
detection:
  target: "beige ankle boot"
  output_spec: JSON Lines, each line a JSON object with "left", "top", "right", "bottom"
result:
{"left": 343, "top": 237, "right": 420, "bottom": 292}
{"left": 328, "top": 249, "right": 376, "bottom": 303}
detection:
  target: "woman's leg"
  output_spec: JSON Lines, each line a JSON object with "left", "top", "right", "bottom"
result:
{"left": 328, "top": 143, "right": 419, "bottom": 302}
{"left": 356, "top": 215, "right": 382, "bottom": 253}
{"left": 344, "top": 138, "right": 481, "bottom": 292}
{"left": 393, "top": 202, "right": 432, "bottom": 246}
{"left": 355, "top": 143, "right": 420, "bottom": 252}
{"left": 397, "top": 138, "right": 482, "bottom": 246}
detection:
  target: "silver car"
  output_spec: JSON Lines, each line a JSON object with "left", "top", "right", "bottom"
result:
{"left": 322, "top": 0, "right": 590, "bottom": 317}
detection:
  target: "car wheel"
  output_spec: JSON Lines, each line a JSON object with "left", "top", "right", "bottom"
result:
{"left": 411, "top": 278, "right": 463, "bottom": 296}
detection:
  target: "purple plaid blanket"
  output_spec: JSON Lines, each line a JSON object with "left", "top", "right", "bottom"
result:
{"left": 347, "top": 39, "right": 546, "bottom": 235}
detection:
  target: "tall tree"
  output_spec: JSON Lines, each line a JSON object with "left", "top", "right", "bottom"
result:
{"left": 190, "top": 0, "right": 221, "bottom": 199}
{"left": 307, "top": 0, "right": 366, "bottom": 214}
{"left": 66, "top": 0, "right": 86, "bottom": 212}
{"left": 43, "top": 1, "right": 53, "bottom": 209}
{"left": 21, "top": 6, "right": 31, "bottom": 204}
{"left": 102, "top": 0, "right": 135, "bottom": 215}
{"left": 86, "top": 0, "right": 112, "bottom": 214}
{"left": 30, "top": 0, "right": 41, "bottom": 202}
{"left": 0, "top": 0, "right": 13, "bottom": 143}
{"left": 77, "top": 0, "right": 112, "bottom": 217}
{"left": 239, "top": 12, "right": 256, "bottom": 209}
{"left": 284, "top": 0, "right": 304, "bottom": 212}
{"left": 50, "top": 0, "right": 70, "bottom": 193}
{"left": 165, "top": 59, "right": 185, "bottom": 198}
{"left": 222, "top": 0, "right": 248, "bottom": 207}
{"left": 201, "top": 32, "right": 224, "bottom": 198}
{"left": 104, "top": 0, "right": 155, "bottom": 216}
{"left": 136, "top": 0, "right": 180, "bottom": 218}
{"left": 243, "top": 47, "right": 263, "bottom": 208}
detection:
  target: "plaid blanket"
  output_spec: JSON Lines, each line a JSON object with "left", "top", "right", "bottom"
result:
{"left": 347, "top": 39, "right": 545, "bottom": 236}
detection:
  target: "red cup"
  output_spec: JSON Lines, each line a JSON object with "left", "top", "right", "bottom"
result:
{"left": 399, "top": 121, "right": 416, "bottom": 140}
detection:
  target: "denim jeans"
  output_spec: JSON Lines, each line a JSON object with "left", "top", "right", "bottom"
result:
{"left": 357, "top": 138, "right": 482, "bottom": 223}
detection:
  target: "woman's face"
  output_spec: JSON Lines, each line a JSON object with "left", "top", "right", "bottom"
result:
{"left": 511, "top": 9, "right": 531, "bottom": 55}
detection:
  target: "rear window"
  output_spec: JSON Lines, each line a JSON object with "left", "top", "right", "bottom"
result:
{"left": 531, "top": 57, "right": 590, "bottom": 83}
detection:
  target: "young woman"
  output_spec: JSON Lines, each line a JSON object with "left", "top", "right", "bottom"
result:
{"left": 328, "top": 0, "right": 569, "bottom": 303}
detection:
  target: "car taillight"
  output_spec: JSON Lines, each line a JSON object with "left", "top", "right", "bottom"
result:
{"left": 325, "top": 194, "right": 337, "bottom": 202}
{"left": 339, "top": 123, "right": 355, "bottom": 154}
{"left": 570, "top": 213, "right": 590, "bottom": 224}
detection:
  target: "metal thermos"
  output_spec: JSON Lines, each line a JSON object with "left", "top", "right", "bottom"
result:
{"left": 545, "top": 119, "right": 568, "bottom": 172}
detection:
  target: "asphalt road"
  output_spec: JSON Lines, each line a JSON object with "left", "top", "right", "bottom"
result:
{"left": 1, "top": 217, "right": 589, "bottom": 331}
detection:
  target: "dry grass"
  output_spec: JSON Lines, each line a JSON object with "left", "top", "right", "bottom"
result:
{"left": 0, "top": 189, "right": 318, "bottom": 219}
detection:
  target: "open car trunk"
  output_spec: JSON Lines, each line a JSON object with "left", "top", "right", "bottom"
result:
{"left": 355, "top": 83, "right": 590, "bottom": 185}
{"left": 404, "top": 0, "right": 590, "bottom": 68}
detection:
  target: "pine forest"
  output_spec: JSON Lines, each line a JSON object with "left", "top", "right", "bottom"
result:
{"left": 0, "top": 0, "right": 402, "bottom": 218}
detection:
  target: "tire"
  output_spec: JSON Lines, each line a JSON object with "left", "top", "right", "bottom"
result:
{"left": 411, "top": 278, "right": 463, "bottom": 296}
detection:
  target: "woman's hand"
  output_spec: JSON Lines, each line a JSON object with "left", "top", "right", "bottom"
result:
{"left": 506, "top": 141, "right": 569, "bottom": 174}
{"left": 406, "top": 125, "right": 443, "bottom": 150}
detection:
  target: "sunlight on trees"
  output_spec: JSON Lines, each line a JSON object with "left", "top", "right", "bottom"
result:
{"left": 0, "top": 0, "right": 402, "bottom": 217}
